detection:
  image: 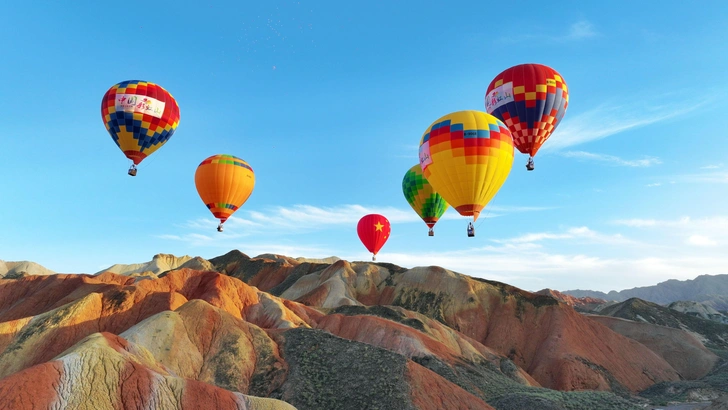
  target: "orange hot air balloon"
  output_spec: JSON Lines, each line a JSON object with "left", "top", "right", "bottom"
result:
{"left": 357, "top": 214, "right": 391, "bottom": 261}
{"left": 194, "top": 154, "right": 255, "bottom": 232}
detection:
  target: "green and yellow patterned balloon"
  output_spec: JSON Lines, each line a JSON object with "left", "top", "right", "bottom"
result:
{"left": 402, "top": 164, "right": 449, "bottom": 235}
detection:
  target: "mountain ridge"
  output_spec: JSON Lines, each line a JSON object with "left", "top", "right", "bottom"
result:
{"left": 3, "top": 251, "right": 728, "bottom": 408}
{"left": 565, "top": 274, "right": 728, "bottom": 310}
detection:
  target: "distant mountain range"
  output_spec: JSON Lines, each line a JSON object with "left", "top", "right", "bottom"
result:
{"left": 564, "top": 274, "right": 728, "bottom": 311}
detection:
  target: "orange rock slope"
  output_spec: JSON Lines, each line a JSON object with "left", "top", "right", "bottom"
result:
{"left": 0, "top": 267, "right": 502, "bottom": 409}
{"left": 214, "top": 253, "right": 681, "bottom": 392}
{"left": 0, "top": 252, "right": 693, "bottom": 409}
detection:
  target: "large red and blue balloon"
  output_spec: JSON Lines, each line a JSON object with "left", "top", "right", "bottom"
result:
{"left": 485, "top": 64, "right": 568, "bottom": 164}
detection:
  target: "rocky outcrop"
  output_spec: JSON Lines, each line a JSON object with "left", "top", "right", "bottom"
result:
{"left": 536, "top": 288, "right": 609, "bottom": 312}
{"left": 587, "top": 315, "right": 720, "bottom": 379}
{"left": 0, "top": 260, "right": 56, "bottom": 278}
{"left": 668, "top": 301, "right": 728, "bottom": 324}
{"left": 0, "top": 268, "right": 536, "bottom": 409}
{"left": 594, "top": 298, "right": 728, "bottom": 350}
{"left": 213, "top": 255, "right": 681, "bottom": 393}
{"left": 1, "top": 252, "right": 707, "bottom": 409}
{"left": 96, "top": 253, "right": 201, "bottom": 277}
{"left": 0, "top": 331, "right": 295, "bottom": 410}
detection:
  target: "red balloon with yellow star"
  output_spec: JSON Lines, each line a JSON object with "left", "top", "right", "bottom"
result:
{"left": 357, "top": 214, "right": 391, "bottom": 261}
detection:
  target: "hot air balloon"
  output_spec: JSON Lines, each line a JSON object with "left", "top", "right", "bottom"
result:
{"left": 357, "top": 214, "right": 390, "bottom": 261}
{"left": 101, "top": 80, "right": 181, "bottom": 176}
{"left": 402, "top": 164, "right": 449, "bottom": 236}
{"left": 418, "top": 110, "right": 514, "bottom": 237}
{"left": 194, "top": 154, "right": 255, "bottom": 232}
{"left": 485, "top": 64, "right": 568, "bottom": 171}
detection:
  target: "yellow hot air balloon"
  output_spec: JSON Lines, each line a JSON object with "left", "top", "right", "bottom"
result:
{"left": 194, "top": 154, "right": 255, "bottom": 232}
{"left": 418, "top": 110, "right": 514, "bottom": 236}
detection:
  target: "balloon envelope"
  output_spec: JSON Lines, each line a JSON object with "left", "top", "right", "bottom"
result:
{"left": 194, "top": 154, "right": 255, "bottom": 224}
{"left": 357, "top": 214, "right": 391, "bottom": 257}
{"left": 418, "top": 110, "right": 514, "bottom": 221}
{"left": 485, "top": 63, "right": 568, "bottom": 157}
{"left": 101, "top": 80, "right": 180, "bottom": 165}
{"left": 402, "top": 164, "right": 448, "bottom": 229}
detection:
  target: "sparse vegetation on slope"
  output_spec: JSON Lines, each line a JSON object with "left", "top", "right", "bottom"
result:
{"left": 413, "top": 355, "right": 641, "bottom": 410}
{"left": 597, "top": 298, "right": 728, "bottom": 350}
{"left": 276, "top": 328, "right": 416, "bottom": 410}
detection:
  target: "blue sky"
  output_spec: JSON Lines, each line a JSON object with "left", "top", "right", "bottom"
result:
{"left": 2, "top": 1, "right": 727, "bottom": 293}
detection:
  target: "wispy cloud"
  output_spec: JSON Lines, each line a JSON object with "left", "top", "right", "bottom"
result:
{"left": 375, "top": 219, "right": 728, "bottom": 291}
{"left": 156, "top": 215, "right": 728, "bottom": 293}
{"left": 613, "top": 216, "right": 728, "bottom": 229}
{"left": 542, "top": 99, "right": 705, "bottom": 151}
{"left": 701, "top": 163, "right": 723, "bottom": 170}
{"left": 686, "top": 235, "right": 718, "bottom": 247}
{"left": 494, "top": 226, "right": 637, "bottom": 246}
{"left": 498, "top": 20, "right": 598, "bottom": 43}
{"left": 646, "top": 183, "right": 662, "bottom": 187}
{"left": 614, "top": 216, "right": 728, "bottom": 248}
{"left": 377, "top": 245, "right": 728, "bottom": 293}
{"left": 559, "top": 151, "right": 661, "bottom": 167}
{"left": 176, "top": 204, "right": 553, "bottom": 234}
{"left": 675, "top": 171, "right": 728, "bottom": 184}
{"left": 566, "top": 20, "right": 597, "bottom": 40}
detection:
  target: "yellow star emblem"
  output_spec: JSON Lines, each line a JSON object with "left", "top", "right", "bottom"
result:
{"left": 374, "top": 221, "right": 384, "bottom": 231}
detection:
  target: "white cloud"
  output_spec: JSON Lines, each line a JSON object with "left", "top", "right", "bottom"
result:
{"left": 542, "top": 100, "right": 703, "bottom": 151}
{"left": 614, "top": 216, "right": 728, "bottom": 250}
{"left": 176, "top": 204, "right": 552, "bottom": 235}
{"left": 494, "top": 226, "right": 637, "bottom": 246}
{"left": 238, "top": 204, "right": 420, "bottom": 229}
{"left": 373, "top": 244, "right": 728, "bottom": 293}
{"left": 613, "top": 218, "right": 659, "bottom": 228}
{"left": 614, "top": 216, "right": 728, "bottom": 229}
{"left": 646, "top": 183, "right": 662, "bottom": 187}
{"left": 487, "top": 205, "right": 556, "bottom": 213}
{"left": 701, "top": 164, "right": 723, "bottom": 170}
{"left": 560, "top": 151, "right": 661, "bottom": 167}
{"left": 566, "top": 20, "right": 597, "bottom": 40}
{"left": 498, "top": 20, "right": 598, "bottom": 43}
{"left": 686, "top": 235, "right": 718, "bottom": 247}
{"left": 676, "top": 171, "right": 728, "bottom": 184}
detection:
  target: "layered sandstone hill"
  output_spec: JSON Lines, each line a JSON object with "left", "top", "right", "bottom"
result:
{"left": 0, "top": 269, "right": 506, "bottom": 409}
{"left": 535, "top": 288, "right": 609, "bottom": 312}
{"left": 209, "top": 251, "right": 680, "bottom": 393}
{"left": 586, "top": 315, "right": 720, "bottom": 379}
{"left": 0, "top": 251, "right": 700, "bottom": 409}
{"left": 596, "top": 297, "right": 728, "bottom": 350}
{"left": 668, "top": 300, "right": 728, "bottom": 324}
{"left": 0, "top": 260, "right": 56, "bottom": 279}
{"left": 96, "top": 253, "right": 213, "bottom": 278}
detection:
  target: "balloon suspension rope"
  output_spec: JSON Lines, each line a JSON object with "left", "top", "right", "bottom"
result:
{"left": 134, "top": 152, "right": 160, "bottom": 171}
{"left": 475, "top": 190, "right": 502, "bottom": 230}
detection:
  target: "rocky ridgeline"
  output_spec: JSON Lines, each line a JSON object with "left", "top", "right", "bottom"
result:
{"left": 1, "top": 251, "right": 726, "bottom": 409}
